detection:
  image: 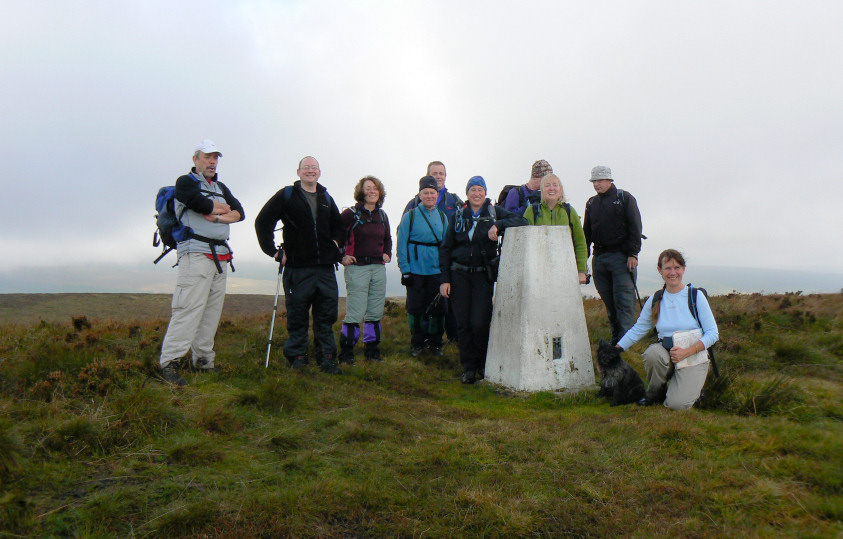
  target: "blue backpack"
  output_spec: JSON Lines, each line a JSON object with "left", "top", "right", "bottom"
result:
{"left": 153, "top": 185, "right": 190, "bottom": 264}
{"left": 153, "top": 179, "right": 234, "bottom": 272}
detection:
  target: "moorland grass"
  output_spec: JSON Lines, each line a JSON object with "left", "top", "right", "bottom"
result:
{"left": 0, "top": 292, "right": 840, "bottom": 536}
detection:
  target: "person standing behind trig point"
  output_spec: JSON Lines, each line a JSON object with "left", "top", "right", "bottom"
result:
{"left": 523, "top": 173, "right": 588, "bottom": 284}
{"left": 402, "top": 161, "right": 462, "bottom": 215}
{"left": 255, "top": 156, "right": 345, "bottom": 374}
{"left": 397, "top": 176, "right": 448, "bottom": 357}
{"left": 503, "top": 159, "right": 552, "bottom": 215}
{"left": 582, "top": 166, "right": 643, "bottom": 345}
{"left": 159, "top": 140, "right": 245, "bottom": 386}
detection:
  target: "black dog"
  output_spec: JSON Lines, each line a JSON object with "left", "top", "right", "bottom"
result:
{"left": 596, "top": 340, "right": 646, "bottom": 406}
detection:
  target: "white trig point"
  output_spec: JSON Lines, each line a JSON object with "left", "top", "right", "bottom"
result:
{"left": 485, "top": 226, "right": 595, "bottom": 392}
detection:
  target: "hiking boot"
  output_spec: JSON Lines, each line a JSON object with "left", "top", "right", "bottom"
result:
{"left": 461, "top": 370, "right": 476, "bottom": 385}
{"left": 338, "top": 348, "right": 355, "bottom": 366}
{"left": 191, "top": 358, "right": 217, "bottom": 373}
{"left": 429, "top": 346, "right": 444, "bottom": 357}
{"left": 410, "top": 345, "right": 424, "bottom": 357}
{"left": 364, "top": 343, "right": 382, "bottom": 362}
{"left": 290, "top": 355, "right": 308, "bottom": 369}
{"left": 319, "top": 355, "right": 342, "bottom": 375}
{"left": 476, "top": 368, "right": 485, "bottom": 381}
{"left": 161, "top": 364, "right": 187, "bottom": 387}
{"left": 637, "top": 397, "right": 656, "bottom": 406}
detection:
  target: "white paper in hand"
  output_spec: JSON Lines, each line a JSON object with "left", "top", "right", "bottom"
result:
{"left": 673, "top": 329, "right": 710, "bottom": 370}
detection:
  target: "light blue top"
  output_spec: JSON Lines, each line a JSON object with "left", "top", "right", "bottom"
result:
{"left": 617, "top": 284, "right": 719, "bottom": 351}
{"left": 396, "top": 205, "right": 447, "bottom": 275}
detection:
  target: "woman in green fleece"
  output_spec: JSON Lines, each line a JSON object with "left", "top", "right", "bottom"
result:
{"left": 523, "top": 173, "right": 588, "bottom": 284}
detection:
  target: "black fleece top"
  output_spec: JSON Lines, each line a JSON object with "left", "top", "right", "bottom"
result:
{"left": 438, "top": 199, "right": 527, "bottom": 284}
{"left": 254, "top": 181, "right": 344, "bottom": 267}
{"left": 582, "top": 184, "right": 643, "bottom": 257}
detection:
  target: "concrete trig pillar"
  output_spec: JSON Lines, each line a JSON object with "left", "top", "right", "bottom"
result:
{"left": 485, "top": 226, "right": 595, "bottom": 392}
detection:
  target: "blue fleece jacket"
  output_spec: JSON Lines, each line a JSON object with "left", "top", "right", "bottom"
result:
{"left": 396, "top": 205, "right": 447, "bottom": 275}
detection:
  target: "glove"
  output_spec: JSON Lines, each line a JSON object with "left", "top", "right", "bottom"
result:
{"left": 401, "top": 274, "right": 414, "bottom": 287}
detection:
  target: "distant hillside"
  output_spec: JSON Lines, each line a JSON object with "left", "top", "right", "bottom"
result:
{"left": 2, "top": 263, "right": 842, "bottom": 295}
{"left": 0, "top": 294, "right": 388, "bottom": 324}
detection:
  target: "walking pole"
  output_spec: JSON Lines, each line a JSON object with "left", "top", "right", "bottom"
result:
{"left": 630, "top": 270, "right": 643, "bottom": 310}
{"left": 265, "top": 263, "right": 284, "bottom": 368}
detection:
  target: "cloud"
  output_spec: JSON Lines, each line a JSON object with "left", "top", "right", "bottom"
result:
{"left": 3, "top": 0, "right": 843, "bottom": 294}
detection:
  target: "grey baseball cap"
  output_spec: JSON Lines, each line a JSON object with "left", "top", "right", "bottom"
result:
{"left": 590, "top": 166, "right": 612, "bottom": 182}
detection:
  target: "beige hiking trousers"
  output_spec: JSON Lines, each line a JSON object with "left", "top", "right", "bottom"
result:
{"left": 642, "top": 343, "right": 709, "bottom": 410}
{"left": 159, "top": 253, "right": 227, "bottom": 368}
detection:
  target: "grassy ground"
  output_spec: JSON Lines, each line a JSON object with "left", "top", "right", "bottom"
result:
{"left": 0, "top": 293, "right": 840, "bottom": 537}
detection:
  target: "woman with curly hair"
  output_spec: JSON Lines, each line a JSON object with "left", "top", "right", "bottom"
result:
{"left": 338, "top": 176, "right": 392, "bottom": 364}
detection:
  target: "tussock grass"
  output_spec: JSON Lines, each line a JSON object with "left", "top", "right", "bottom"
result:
{"left": 0, "top": 292, "right": 840, "bottom": 536}
{"left": 0, "top": 421, "right": 23, "bottom": 480}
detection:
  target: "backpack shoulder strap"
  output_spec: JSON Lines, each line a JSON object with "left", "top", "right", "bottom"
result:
{"left": 686, "top": 284, "right": 719, "bottom": 377}
{"left": 616, "top": 189, "right": 625, "bottom": 206}
{"left": 518, "top": 187, "right": 526, "bottom": 208}
{"left": 688, "top": 284, "right": 704, "bottom": 328}
{"left": 562, "top": 202, "right": 573, "bottom": 235}
{"left": 488, "top": 203, "right": 497, "bottom": 222}
{"left": 417, "top": 208, "right": 443, "bottom": 244}
{"left": 408, "top": 206, "right": 415, "bottom": 235}
{"left": 378, "top": 208, "right": 387, "bottom": 231}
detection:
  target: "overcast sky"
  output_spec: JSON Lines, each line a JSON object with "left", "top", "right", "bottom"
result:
{"left": 3, "top": 0, "right": 842, "bottom": 295}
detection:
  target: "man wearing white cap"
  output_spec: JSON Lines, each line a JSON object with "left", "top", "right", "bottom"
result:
{"left": 583, "top": 166, "right": 643, "bottom": 345}
{"left": 159, "top": 140, "right": 245, "bottom": 386}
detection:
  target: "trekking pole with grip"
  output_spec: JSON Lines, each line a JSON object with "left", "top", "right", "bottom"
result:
{"left": 265, "top": 262, "right": 284, "bottom": 368}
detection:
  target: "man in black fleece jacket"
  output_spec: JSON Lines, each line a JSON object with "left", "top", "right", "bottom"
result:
{"left": 255, "top": 156, "right": 345, "bottom": 373}
{"left": 582, "top": 165, "right": 644, "bottom": 345}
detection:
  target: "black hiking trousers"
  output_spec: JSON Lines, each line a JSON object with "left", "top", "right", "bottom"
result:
{"left": 450, "top": 269, "right": 494, "bottom": 373}
{"left": 282, "top": 265, "right": 338, "bottom": 361}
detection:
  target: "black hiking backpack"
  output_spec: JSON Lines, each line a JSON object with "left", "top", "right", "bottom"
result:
{"left": 496, "top": 185, "right": 523, "bottom": 206}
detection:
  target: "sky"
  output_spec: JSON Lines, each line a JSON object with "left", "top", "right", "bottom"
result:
{"left": 2, "top": 0, "right": 842, "bottom": 296}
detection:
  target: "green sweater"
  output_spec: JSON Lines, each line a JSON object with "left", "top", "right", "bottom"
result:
{"left": 524, "top": 201, "right": 588, "bottom": 273}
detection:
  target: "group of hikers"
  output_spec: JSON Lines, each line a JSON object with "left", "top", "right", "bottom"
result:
{"left": 156, "top": 140, "right": 719, "bottom": 410}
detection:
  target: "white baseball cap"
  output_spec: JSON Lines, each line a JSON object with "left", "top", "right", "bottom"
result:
{"left": 195, "top": 139, "right": 222, "bottom": 156}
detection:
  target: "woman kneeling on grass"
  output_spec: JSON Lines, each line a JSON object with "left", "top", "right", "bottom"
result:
{"left": 616, "top": 249, "right": 719, "bottom": 410}
{"left": 439, "top": 176, "right": 528, "bottom": 384}
{"left": 523, "top": 173, "right": 588, "bottom": 284}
